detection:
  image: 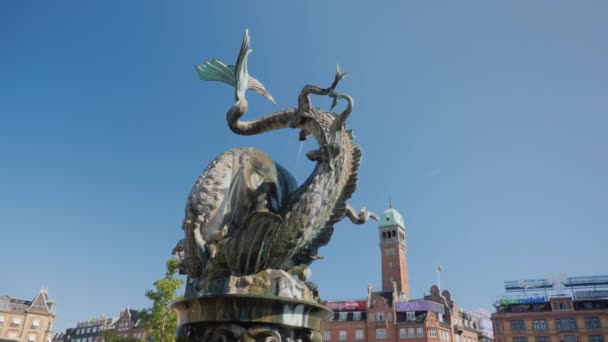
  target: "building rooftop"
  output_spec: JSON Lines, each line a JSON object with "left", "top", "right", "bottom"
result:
{"left": 0, "top": 288, "right": 55, "bottom": 315}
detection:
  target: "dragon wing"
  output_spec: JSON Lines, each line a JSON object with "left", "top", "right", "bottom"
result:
{"left": 195, "top": 59, "right": 236, "bottom": 86}
{"left": 195, "top": 30, "right": 275, "bottom": 104}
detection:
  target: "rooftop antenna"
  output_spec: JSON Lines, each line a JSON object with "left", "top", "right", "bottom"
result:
{"left": 389, "top": 193, "right": 392, "bottom": 208}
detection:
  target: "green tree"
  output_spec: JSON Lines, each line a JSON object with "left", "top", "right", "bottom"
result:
{"left": 102, "top": 330, "right": 141, "bottom": 342}
{"left": 140, "top": 258, "right": 184, "bottom": 342}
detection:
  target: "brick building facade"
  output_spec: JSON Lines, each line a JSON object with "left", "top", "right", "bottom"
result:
{"left": 492, "top": 276, "right": 608, "bottom": 342}
{"left": 322, "top": 208, "right": 490, "bottom": 342}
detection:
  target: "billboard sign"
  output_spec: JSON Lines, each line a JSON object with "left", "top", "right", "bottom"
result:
{"left": 323, "top": 300, "right": 367, "bottom": 311}
{"left": 575, "top": 290, "right": 608, "bottom": 300}
{"left": 505, "top": 275, "right": 608, "bottom": 292}
{"left": 496, "top": 296, "right": 546, "bottom": 306}
{"left": 395, "top": 300, "right": 445, "bottom": 314}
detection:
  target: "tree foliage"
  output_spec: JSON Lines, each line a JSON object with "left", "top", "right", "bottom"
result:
{"left": 140, "top": 258, "right": 183, "bottom": 342}
{"left": 102, "top": 330, "right": 140, "bottom": 342}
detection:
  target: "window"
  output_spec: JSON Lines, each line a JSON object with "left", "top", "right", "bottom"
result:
{"left": 376, "top": 329, "right": 387, "bottom": 339}
{"left": 585, "top": 317, "right": 601, "bottom": 329}
{"left": 353, "top": 312, "right": 361, "bottom": 320}
{"left": 511, "top": 320, "right": 525, "bottom": 332}
{"left": 29, "top": 334, "right": 36, "bottom": 342}
{"left": 456, "top": 335, "right": 461, "bottom": 342}
{"left": 563, "top": 336, "right": 576, "bottom": 342}
{"left": 407, "top": 312, "right": 415, "bottom": 321}
{"left": 416, "top": 328, "right": 423, "bottom": 337}
{"left": 438, "top": 313, "right": 443, "bottom": 322}
{"left": 428, "top": 328, "right": 437, "bottom": 338}
{"left": 556, "top": 319, "right": 577, "bottom": 331}
{"left": 495, "top": 322, "right": 502, "bottom": 333}
{"left": 32, "top": 320, "right": 40, "bottom": 329}
{"left": 590, "top": 336, "right": 604, "bottom": 342}
{"left": 554, "top": 302, "right": 572, "bottom": 310}
{"left": 323, "top": 331, "right": 331, "bottom": 341}
{"left": 513, "top": 338, "right": 527, "bottom": 342}
{"left": 0, "top": 315, "right": 4, "bottom": 324}
{"left": 355, "top": 330, "right": 364, "bottom": 340}
{"left": 339, "top": 330, "right": 347, "bottom": 341}
{"left": 12, "top": 317, "right": 22, "bottom": 326}
{"left": 400, "top": 328, "right": 407, "bottom": 338}
{"left": 9, "top": 332, "right": 18, "bottom": 339}
{"left": 533, "top": 320, "right": 547, "bottom": 332}
{"left": 339, "top": 312, "right": 348, "bottom": 321}
{"left": 377, "top": 312, "right": 385, "bottom": 321}
{"left": 87, "top": 328, "right": 91, "bottom": 333}
{"left": 535, "top": 337, "right": 549, "bottom": 342}
{"left": 408, "top": 328, "right": 415, "bottom": 338}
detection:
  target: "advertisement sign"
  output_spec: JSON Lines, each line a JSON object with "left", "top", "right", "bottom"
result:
{"left": 395, "top": 300, "right": 445, "bottom": 314}
{"left": 496, "top": 296, "right": 546, "bottom": 306}
{"left": 575, "top": 290, "right": 608, "bottom": 299}
{"left": 323, "top": 300, "right": 367, "bottom": 311}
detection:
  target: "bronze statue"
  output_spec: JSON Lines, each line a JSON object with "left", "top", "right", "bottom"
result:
{"left": 173, "top": 30, "right": 377, "bottom": 342}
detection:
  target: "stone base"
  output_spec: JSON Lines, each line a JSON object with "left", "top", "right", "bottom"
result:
{"left": 187, "top": 268, "right": 318, "bottom": 303}
{"left": 172, "top": 295, "right": 332, "bottom": 342}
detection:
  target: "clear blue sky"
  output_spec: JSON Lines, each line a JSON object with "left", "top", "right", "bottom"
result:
{"left": 1, "top": 1, "right": 607, "bottom": 333}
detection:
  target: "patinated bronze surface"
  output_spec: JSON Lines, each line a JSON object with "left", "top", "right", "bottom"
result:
{"left": 172, "top": 30, "right": 376, "bottom": 342}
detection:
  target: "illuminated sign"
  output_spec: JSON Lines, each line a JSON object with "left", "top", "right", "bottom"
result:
{"left": 395, "top": 300, "right": 445, "bottom": 314}
{"left": 323, "top": 300, "right": 366, "bottom": 311}
{"left": 496, "top": 296, "right": 546, "bottom": 306}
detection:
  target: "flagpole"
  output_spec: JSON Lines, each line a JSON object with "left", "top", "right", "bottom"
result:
{"left": 437, "top": 265, "right": 442, "bottom": 290}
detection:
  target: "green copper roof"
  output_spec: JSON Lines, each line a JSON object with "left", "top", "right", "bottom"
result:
{"left": 378, "top": 208, "right": 405, "bottom": 229}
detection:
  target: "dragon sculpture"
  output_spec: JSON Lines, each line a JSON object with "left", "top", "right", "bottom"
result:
{"left": 180, "top": 30, "right": 377, "bottom": 299}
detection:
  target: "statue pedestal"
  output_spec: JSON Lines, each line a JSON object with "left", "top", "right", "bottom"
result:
{"left": 173, "top": 295, "right": 333, "bottom": 342}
